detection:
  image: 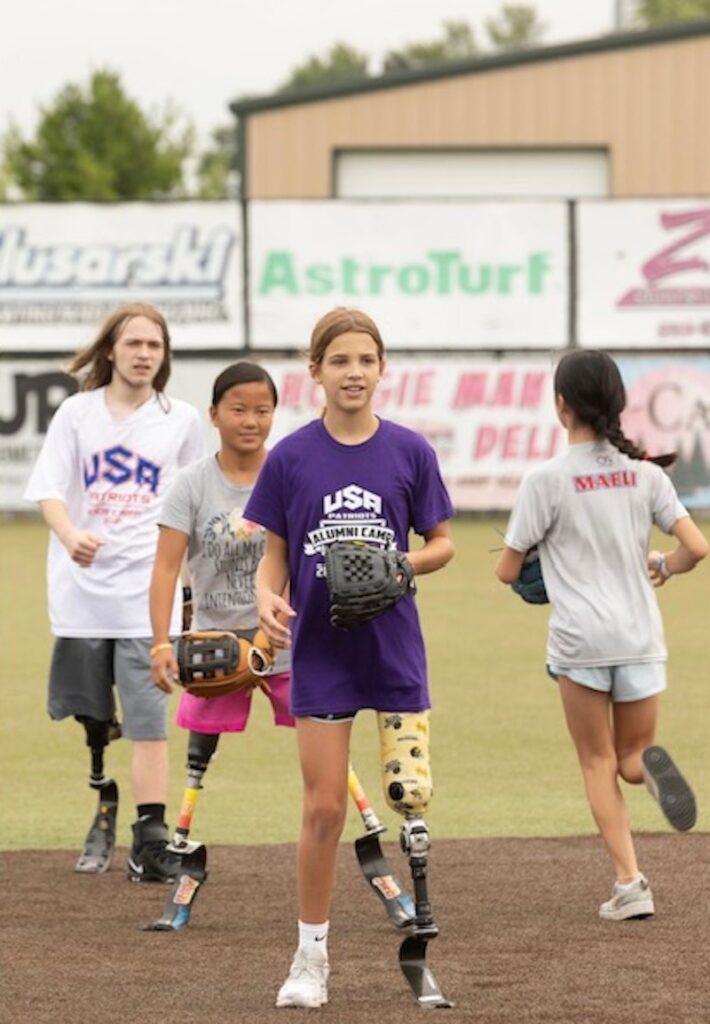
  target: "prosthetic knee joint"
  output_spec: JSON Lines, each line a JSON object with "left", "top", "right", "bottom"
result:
{"left": 378, "top": 711, "right": 436, "bottom": 929}
{"left": 75, "top": 715, "right": 121, "bottom": 789}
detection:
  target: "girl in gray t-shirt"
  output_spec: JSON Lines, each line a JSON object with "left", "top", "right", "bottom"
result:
{"left": 149, "top": 362, "right": 294, "bottom": 864}
{"left": 496, "top": 350, "right": 707, "bottom": 923}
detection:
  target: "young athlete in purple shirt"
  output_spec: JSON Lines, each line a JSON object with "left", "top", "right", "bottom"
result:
{"left": 244, "top": 307, "right": 454, "bottom": 1009}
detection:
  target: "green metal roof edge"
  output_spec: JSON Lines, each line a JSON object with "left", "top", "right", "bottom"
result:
{"left": 230, "top": 19, "right": 710, "bottom": 116}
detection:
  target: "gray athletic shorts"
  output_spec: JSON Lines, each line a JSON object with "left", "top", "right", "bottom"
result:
{"left": 48, "top": 637, "right": 168, "bottom": 740}
{"left": 547, "top": 661, "right": 667, "bottom": 703}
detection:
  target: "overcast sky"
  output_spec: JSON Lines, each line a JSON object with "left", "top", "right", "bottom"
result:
{"left": 1, "top": 1, "right": 623, "bottom": 146}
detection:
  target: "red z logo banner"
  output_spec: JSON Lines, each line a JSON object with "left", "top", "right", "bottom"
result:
{"left": 618, "top": 207, "right": 710, "bottom": 307}
{"left": 642, "top": 209, "right": 710, "bottom": 284}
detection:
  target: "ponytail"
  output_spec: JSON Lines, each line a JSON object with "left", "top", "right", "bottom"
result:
{"left": 555, "top": 350, "right": 677, "bottom": 467}
{"left": 604, "top": 421, "right": 676, "bottom": 467}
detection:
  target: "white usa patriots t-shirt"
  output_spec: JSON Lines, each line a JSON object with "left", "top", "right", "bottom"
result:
{"left": 24, "top": 388, "right": 204, "bottom": 637}
{"left": 505, "top": 440, "right": 687, "bottom": 667}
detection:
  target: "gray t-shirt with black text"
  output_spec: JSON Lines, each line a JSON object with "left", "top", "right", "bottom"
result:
{"left": 159, "top": 454, "right": 290, "bottom": 675}
{"left": 505, "top": 440, "right": 687, "bottom": 667}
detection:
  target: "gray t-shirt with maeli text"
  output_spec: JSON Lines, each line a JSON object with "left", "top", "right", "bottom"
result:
{"left": 505, "top": 440, "right": 687, "bottom": 668}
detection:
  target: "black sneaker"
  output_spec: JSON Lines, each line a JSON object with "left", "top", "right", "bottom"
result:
{"left": 642, "top": 745, "right": 697, "bottom": 832}
{"left": 127, "top": 818, "right": 180, "bottom": 883}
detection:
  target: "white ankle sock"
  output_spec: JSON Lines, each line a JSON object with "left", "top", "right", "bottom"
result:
{"left": 616, "top": 875, "right": 643, "bottom": 891}
{"left": 298, "top": 919, "right": 329, "bottom": 954}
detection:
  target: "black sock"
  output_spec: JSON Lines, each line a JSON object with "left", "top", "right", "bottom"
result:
{"left": 136, "top": 803, "right": 166, "bottom": 824}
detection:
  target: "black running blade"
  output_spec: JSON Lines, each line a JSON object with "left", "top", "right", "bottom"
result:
{"left": 75, "top": 780, "right": 119, "bottom": 875}
{"left": 143, "top": 844, "right": 208, "bottom": 931}
{"left": 355, "top": 832, "right": 415, "bottom": 928}
{"left": 399, "top": 933, "right": 454, "bottom": 1008}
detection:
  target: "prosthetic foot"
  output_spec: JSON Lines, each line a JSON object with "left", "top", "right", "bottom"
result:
{"left": 348, "top": 765, "right": 415, "bottom": 928}
{"left": 376, "top": 711, "right": 453, "bottom": 1008}
{"left": 75, "top": 780, "right": 119, "bottom": 874}
{"left": 144, "top": 731, "right": 217, "bottom": 931}
{"left": 74, "top": 716, "right": 120, "bottom": 874}
{"left": 398, "top": 817, "right": 453, "bottom": 1009}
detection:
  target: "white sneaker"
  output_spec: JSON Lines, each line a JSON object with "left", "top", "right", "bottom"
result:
{"left": 599, "top": 876, "right": 655, "bottom": 921}
{"left": 276, "top": 947, "right": 329, "bottom": 1008}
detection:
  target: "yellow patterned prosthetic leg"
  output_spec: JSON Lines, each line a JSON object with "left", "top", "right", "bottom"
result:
{"left": 377, "top": 710, "right": 432, "bottom": 817}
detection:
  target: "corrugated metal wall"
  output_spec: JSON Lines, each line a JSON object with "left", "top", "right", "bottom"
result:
{"left": 244, "top": 35, "right": 710, "bottom": 198}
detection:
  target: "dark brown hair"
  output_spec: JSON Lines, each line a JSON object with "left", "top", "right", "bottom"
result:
{"left": 309, "top": 307, "right": 385, "bottom": 366}
{"left": 554, "top": 350, "right": 675, "bottom": 467}
{"left": 66, "top": 302, "right": 171, "bottom": 392}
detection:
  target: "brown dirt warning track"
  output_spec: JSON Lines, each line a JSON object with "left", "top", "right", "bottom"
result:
{"left": 2, "top": 834, "right": 708, "bottom": 1024}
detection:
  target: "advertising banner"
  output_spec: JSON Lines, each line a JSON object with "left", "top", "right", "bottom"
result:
{"left": 248, "top": 201, "right": 569, "bottom": 350}
{"left": 0, "top": 360, "right": 79, "bottom": 508}
{"left": 0, "top": 202, "right": 243, "bottom": 351}
{"left": 6, "top": 355, "right": 708, "bottom": 513}
{"left": 578, "top": 201, "right": 710, "bottom": 348}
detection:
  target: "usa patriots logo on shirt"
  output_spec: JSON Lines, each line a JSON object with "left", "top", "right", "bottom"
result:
{"left": 83, "top": 445, "right": 162, "bottom": 494}
{"left": 303, "top": 483, "right": 395, "bottom": 556}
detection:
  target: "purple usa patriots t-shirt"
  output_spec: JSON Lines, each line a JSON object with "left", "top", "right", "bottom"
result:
{"left": 244, "top": 418, "right": 454, "bottom": 716}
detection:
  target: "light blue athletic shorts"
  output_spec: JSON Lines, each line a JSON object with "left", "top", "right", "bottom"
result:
{"left": 547, "top": 661, "right": 667, "bottom": 703}
{"left": 48, "top": 637, "right": 168, "bottom": 740}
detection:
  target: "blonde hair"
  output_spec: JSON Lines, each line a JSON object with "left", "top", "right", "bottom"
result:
{"left": 66, "top": 302, "right": 171, "bottom": 392}
{"left": 309, "top": 307, "right": 385, "bottom": 366}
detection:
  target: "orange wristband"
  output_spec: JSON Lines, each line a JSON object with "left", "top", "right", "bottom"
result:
{"left": 150, "top": 642, "right": 173, "bottom": 657}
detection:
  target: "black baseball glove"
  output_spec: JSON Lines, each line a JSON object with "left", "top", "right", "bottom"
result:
{"left": 511, "top": 547, "right": 549, "bottom": 605}
{"left": 324, "top": 541, "right": 416, "bottom": 629}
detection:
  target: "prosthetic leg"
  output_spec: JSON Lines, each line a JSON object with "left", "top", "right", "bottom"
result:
{"left": 348, "top": 764, "right": 415, "bottom": 928}
{"left": 74, "top": 716, "right": 121, "bottom": 874}
{"left": 378, "top": 712, "right": 453, "bottom": 1009}
{"left": 144, "top": 731, "right": 217, "bottom": 932}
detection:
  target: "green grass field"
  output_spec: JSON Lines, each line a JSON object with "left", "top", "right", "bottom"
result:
{"left": 2, "top": 517, "right": 708, "bottom": 851}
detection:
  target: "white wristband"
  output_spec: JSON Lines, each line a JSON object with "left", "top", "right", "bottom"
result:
{"left": 656, "top": 554, "right": 672, "bottom": 581}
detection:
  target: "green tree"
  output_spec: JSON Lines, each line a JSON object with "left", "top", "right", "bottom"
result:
{"left": 0, "top": 159, "right": 10, "bottom": 201}
{"left": 195, "top": 124, "right": 239, "bottom": 199}
{"left": 485, "top": 4, "right": 547, "bottom": 49}
{"left": 279, "top": 42, "right": 369, "bottom": 92}
{"left": 383, "top": 20, "right": 478, "bottom": 72}
{"left": 633, "top": 0, "right": 710, "bottom": 24}
{"left": 4, "top": 70, "right": 193, "bottom": 201}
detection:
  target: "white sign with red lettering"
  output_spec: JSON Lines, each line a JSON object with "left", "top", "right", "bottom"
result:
{"left": 5, "top": 355, "right": 709, "bottom": 512}
{"left": 578, "top": 201, "right": 710, "bottom": 348}
{"left": 233, "top": 358, "right": 565, "bottom": 510}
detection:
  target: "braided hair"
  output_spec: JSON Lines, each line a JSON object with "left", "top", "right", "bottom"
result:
{"left": 553, "top": 350, "right": 675, "bottom": 468}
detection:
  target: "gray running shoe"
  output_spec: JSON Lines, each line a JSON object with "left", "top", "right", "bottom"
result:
{"left": 599, "top": 876, "right": 655, "bottom": 921}
{"left": 642, "top": 746, "right": 697, "bottom": 832}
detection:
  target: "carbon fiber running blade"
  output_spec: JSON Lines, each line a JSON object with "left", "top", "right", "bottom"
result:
{"left": 143, "top": 844, "right": 208, "bottom": 931}
{"left": 354, "top": 832, "right": 415, "bottom": 928}
{"left": 75, "top": 780, "right": 118, "bottom": 875}
{"left": 399, "top": 933, "right": 454, "bottom": 1008}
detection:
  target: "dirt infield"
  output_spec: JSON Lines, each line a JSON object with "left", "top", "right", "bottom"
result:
{"left": 3, "top": 834, "right": 708, "bottom": 1024}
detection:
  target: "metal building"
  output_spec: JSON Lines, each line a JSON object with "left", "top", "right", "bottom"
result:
{"left": 232, "top": 21, "right": 710, "bottom": 200}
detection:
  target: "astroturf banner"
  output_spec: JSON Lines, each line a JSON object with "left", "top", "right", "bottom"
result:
{"left": 248, "top": 201, "right": 569, "bottom": 350}
{"left": 0, "top": 203, "right": 243, "bottom": 351}
{"left": 577, "top": 200, "right": 710, "bottom": 348}
{"left": 4, "top": 355, "right": 708, "bottom": 512}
